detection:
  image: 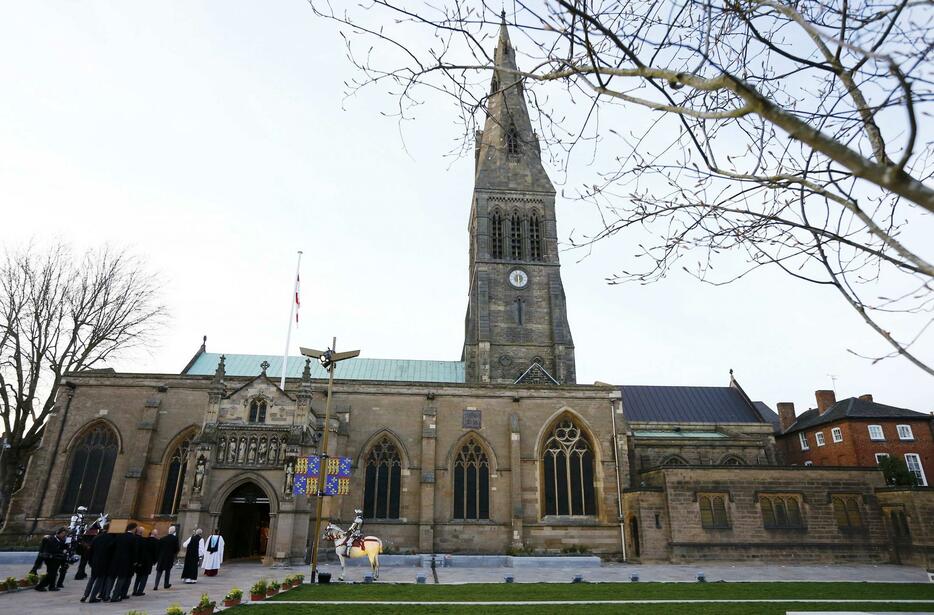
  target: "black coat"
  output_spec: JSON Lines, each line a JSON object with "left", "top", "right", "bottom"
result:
{"left": 181, "top": 534, "right": 201, "bottom": 580}
{"left": 133, "top": 534, "right": 155, "bottom": 575}
{"left": 88, "top": 532, "right": 116, "bottom": 576}
{"left": 107, "top": 531, "right": 139, "bottom": 578}
{"left": 38, "top": 534, "right": 66, "bottom": 562}
{"left": 156, "top": 534, "right": 180, "bottom": 571}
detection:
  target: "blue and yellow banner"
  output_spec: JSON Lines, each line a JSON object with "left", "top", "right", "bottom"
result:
{"left": 292, "top": 455, "right": 352, "bottom": 496}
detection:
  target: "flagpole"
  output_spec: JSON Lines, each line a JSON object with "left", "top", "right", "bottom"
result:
{"left": 281, "top": 251, "right": 303, "bottom": 389}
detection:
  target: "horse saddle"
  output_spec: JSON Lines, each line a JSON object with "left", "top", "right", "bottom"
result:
{"left": 350, "top": 536, "right": 367, "bottom": 550}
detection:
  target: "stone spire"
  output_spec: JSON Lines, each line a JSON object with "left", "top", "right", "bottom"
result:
{"left": 474, "top": 15, "right": 554, "bottom": 193}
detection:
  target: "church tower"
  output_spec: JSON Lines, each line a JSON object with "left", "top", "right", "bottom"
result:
{"left": 462, "top": 16, "right": 576, "bottom": 385}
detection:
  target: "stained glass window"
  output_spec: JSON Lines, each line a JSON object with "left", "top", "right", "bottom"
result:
{"left": 362, "top": 437, "right": 402, "bottom": 520}
{"left": 453, "top": 438, "right": 490, "bottom": 520}
{"left": 542, "top": 418, "right": 595, "bottom": 516}
{"left": 160, "top": 435, "right": 193, "bottom": 515}
{"left": 60, "top": 424, "right": 118, "bottom": 514}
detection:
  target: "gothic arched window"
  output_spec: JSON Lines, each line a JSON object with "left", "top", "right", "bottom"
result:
{"left": 453, "top": 438, "right": 490, "bottom": 520}
{"left": 699, "top": 494, "right": 730, "bottom": 529}
{"left": 362, "top": 437, "right": 402, "bottom": 520}
{"left": 160, "top": 434, "right": 193, "bottom": 515}
{"left": 506, "top": 124, "right": 520, "bottom": 156}
{"left": 249, "top": 399, "right": 267, "bottom": 423}
{"left": 490, "top": 210, "right": 505, "bottom": 259}
{"left": 542, "top": 417, "right": 596, "bottom": 516}
{"left": 529, "top": 213, "right": 543, "bottom": 261}
{"left": 510, "top": 212, "right": 524, "bottom": 260}
{"left": 60, "top": 424, "right": 118, "bottom": 514}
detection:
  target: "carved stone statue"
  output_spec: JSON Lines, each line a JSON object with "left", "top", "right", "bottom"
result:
{"left": 283, "top": 460, "right": 295, "bottom": 495}
{"left": 247, "top": 438, "right": 258, "bottom": 463}
{"left": 237, "top": 437, "right": 247, "bottom": 463}
{"left": 192, "top": 455, "right": 206, "bottom": 494}
{"left": 258, "top": 438, "right": 268, "bottom": 464}
{"left": 227, "top": 439, "right": 238, "bottom": 463}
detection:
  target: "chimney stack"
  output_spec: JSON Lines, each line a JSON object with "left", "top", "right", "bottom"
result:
{"left": 777, "top": 402, "right": 796, "bottom": 432}
{"left": 815, "top": 390, "right": 836, "bottom": 415}
{"left": 858, "top": 394, "right": 873, "bottom": 403}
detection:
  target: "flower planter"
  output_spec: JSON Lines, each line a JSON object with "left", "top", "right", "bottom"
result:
{"left": 266, "top": 588, "right": 278, "bottom": 597}
{"left": 250, "top": 593, "right": 265, "bottom": 602}
{"left": 18, "top": 580, "right": 32, "bottom": 588}
{"left": 223, "top": 598, "right": 241, "bottom": 607}
{"left": 192, "top": 606, "right": 215, "bottom": 615}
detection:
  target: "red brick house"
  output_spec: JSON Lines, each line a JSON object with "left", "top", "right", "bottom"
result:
{"left": 777, "top": 391, "right": 933, "bottom": 486}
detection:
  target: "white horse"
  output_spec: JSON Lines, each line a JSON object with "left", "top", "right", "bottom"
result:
{"left": 322, "top": 522, "right": 383, "bottom": 581}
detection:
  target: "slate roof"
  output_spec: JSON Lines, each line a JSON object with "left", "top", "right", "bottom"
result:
{"left": 620, "top": 385, "right": 766, "bottom": 424}
{"left": 183, "top": 352, "right": 465, "bottom": 384}
{"left": 783, "top": 397, "right": 929, "bottom": 434}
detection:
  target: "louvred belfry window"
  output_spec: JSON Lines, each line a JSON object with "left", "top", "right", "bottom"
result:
{"left": 506, "top": 124, "right": 520, "bottom": 156}
{"left": 529, "top": 213, "right": 543, "bottom": 261}
{"left": 542, "top": 418, "right": 596, "bottom": 516}
{"left": 160, "top": 435, "right": 193, "bottom": 515}
{"left": 510, "top": 212, "right": 524, "bottom": 260}
{"left": 453, "top": 438, "right": 490, "bottom": 520}
{"left": 362, "top": 437, "right": 402, "bottom": 520}
{"left": 490, "top": 210, "right": 505, "bottom": 259}
{"left": 60, "top": 424, "right": 118, "bottom": 514}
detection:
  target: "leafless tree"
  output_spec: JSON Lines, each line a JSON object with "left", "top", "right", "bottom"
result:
{"left": 0, "top": 244, "right": 165, "bottom": 520}
{"left": 307, "top": 0, "right": 934, "bottom": 373}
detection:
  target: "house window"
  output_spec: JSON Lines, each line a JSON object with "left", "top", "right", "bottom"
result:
{"left": 760, "top": 495, "right": 804, "bottom": 529}
{"left": 362, "top": 437, "right": 402, "bottom": 519}
{"left": 249, "top": 399, "right": 267, "bottom": 423}
{"left": 60, "top": 424, "right": 119, "bottom": 514}
{"left": 896, "top": 425, "right": 914, "bottom": 441}
{"left": 160, "top": 435, "right": 193, "bottom": 515}
{"left": 699, "top": 494, "right": 730, "bottom": 529}
{"left": 904, "top": 453, "right": 928, "bottom": 486}
{"left": 815, "top": 432, "right": 825, "bottom": 447}
{"left": 874, "top": 453, "right": 889, "bottom": 464}
{"left": 799, "top": 432, "right": 809, "bottom": 451}
{"left": 831, "top": 427, "right": 843, "bottom": 443}
{"left": 453, "top": 437, "right": 490, "bottom": 520}
{"left": 490, "top": 210, "right": 505, "bottom": 259}
{"left": 868, "top": 424, "right": 884, "bottom": 441}
{"left": 510, "top": 212, "right": 524, "bottom": 260}
{"left": 542, "top": 417, "right": 596, "bottom": 516}
{"left": 832, "top": 495, "right": 863, "bottom": 530}
{"left": 528, "top": 214, "right": 543, "bottom": 261}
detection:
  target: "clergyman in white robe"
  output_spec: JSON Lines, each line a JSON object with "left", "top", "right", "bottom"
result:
{"left": 202, "top": 530, "right": 225, "bottom": 577}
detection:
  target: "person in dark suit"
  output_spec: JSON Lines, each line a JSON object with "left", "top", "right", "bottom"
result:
{"left": 34, "top": 528, "right": 68, "bottom": 592}
{"left": 131, "top": 527, "right": 158, "bottom": 596}
{"left": 80, "top": 523, "right": 115, "bottom": 603}
{"left": 153, "top": 525, "right": 180, "bottom": 590}
{"left": 107, "top": 522, "right": 139, "bottom": 603}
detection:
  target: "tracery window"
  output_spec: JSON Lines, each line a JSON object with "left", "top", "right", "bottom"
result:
{"left": 832, "top": 495, "right": 863, "bottom": 530}
{"left": 760, "top": 495, "right": 804, "bottom": 529}
{"left": 453, "top": 438, "right": 490, "bottom": 520}
{"left": 60, "top": 424, "right": 118, "bottom": 514}
{"left": 160, "top": 435, "right": 193, "bottom": 515}
{"left": 490, "top": 210, "right": 505, "bottom": 259}
{"left": 249, "top": 398, "right": 267, "bottom": 423}
{"left": 721, "top": 456, "right": 744, "bottom": 466}
{"left": 510, "top": 212, "right": 524, "bottom": 260}
{"left": 699, "top": 494, "right": 730, "bottom": 529}
{"left": 506, "top": 124, "right": 520, "bottom": 156}
{"left": 362, "top": 437, "right": 402, "bottom": 520}
{"left": 528, "top": 213, "right": 543, "bottom": 261}
{"left": 542, "top": 418, "right": 596, "bottom": 516}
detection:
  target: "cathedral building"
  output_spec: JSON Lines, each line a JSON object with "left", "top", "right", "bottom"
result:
{"left": 2, "top": 21, "right": 930, "bottom": 567}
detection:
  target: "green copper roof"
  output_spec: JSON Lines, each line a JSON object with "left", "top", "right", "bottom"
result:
{"left": 184, "top": 352, "right": 465, "bottom": 384}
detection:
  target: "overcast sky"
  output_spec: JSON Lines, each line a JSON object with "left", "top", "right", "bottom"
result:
{"left": 1, "top": 2, "right": 931, "bottom": 416}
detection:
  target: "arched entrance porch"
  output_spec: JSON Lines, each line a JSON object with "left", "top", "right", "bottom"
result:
{"left": 215, "top": 479, "right": 277, "bottom": 561}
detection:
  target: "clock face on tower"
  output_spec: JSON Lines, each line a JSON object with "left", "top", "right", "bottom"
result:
{"left": 508, "top": 269, "right": 529, "bottom": 289}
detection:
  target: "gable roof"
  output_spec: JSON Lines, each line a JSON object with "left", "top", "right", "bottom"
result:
{"left": 783, "top": 397, "right": 929, "bottom": 433}
{"left": 183, "top": 352, "right": 465, "bottom": 384}
{"left": 620, "top": 385, "right": 766, "bottom": 424}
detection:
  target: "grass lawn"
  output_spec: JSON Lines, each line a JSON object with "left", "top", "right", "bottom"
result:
{"left": 255, "top": 582, "right": 934, "bottom": 613}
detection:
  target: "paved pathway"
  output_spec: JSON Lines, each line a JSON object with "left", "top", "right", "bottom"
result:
{"left": 0, "top": 557, "right": 928, "bottom": 614}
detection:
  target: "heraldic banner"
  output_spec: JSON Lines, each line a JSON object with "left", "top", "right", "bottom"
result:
{"left": 292, "top": 455, "right": 352, "bottom": 496}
